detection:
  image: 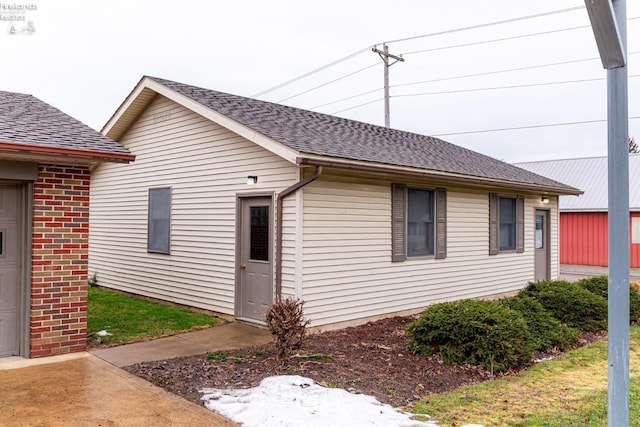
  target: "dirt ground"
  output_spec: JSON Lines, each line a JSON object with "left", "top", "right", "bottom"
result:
{"left": 124, "top": 315, "right": 597, "bottom": 410}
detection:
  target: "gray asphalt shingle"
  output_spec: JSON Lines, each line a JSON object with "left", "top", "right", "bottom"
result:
{"left": 149, "top": 76, "right": 575, "bottom": 191}
{"left": 0, "top": 90, "right": 131, "bottom": 155}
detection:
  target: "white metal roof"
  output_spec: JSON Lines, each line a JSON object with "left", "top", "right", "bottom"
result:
{"left": 516, "top": 154, "right": 640, "bottom": 212}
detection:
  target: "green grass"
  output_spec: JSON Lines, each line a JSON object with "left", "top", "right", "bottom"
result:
{"left": 87, "top": 287, "right": 225, "bottom": 346}
{"left": 414, "top": 326, "right": 640, "bottom": 426}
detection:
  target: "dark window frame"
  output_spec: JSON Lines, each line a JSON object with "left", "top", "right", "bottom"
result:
{"left": 147, "top": 187, "right": 171, "bottom": 254}
{"left": 392, "top": 184, "right": 446, "bottom": 262}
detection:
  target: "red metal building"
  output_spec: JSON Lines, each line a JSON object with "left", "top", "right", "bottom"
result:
{"left": 518, "top": 156, "right": 640, "bottom": 268}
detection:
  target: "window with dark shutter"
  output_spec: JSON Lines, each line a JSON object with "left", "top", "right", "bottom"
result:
{"left": 391, "top": 184, "right": 447, "bottom": 261}
{"left": 489, "top": 193, "right": 524, "bottom": 255}
{"left": 148, "top": 187, "right": 171, "bottom": 254}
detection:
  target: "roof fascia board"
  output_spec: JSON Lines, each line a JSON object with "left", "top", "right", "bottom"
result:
{"left": 0, "top": 141, "right": 135, "bottom": 164}
{"left": 297, "top": 156, "right": 583, "bottom": 196}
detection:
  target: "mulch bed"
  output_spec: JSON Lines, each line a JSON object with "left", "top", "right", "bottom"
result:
{"left": 123, "top": 315, "right": 602, "bottom": 409}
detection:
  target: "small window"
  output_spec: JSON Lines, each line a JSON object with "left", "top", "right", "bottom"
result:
{"left": 392, "top": 184, "right": 446, "bottom": 261}
{"left": 147, "top": 187, "right": 171, "bottom": 254}
{"left": 489, "top": 193, "right": 524, "bottom": 255}
{"left": 499, "top": 197, "right": 516, "bottom": 251}
{"left": 407, "top": 189, "right": 434, "bottom": 257}
{"left": 632, "top": 217, "right": 640, "bottom": 244}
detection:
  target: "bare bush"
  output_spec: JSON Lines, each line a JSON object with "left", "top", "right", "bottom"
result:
{"left": 265, "top": 297, "right": 310, "bottom": 361}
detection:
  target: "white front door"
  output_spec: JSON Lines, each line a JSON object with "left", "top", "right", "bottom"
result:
{"left": 0, "top": 185, "right": 21, "bottom": 357}
{"left": 236, "top": 197, "right": 273, "bottom": 323}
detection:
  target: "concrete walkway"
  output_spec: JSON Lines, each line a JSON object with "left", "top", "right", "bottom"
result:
{"left": 0, "top": 322, "right": 271, "bottom": 426}
{"left": 0, "top": 353, "right": 237, "bottom": 426}
{"left": 91, "top": 321, "right": 272, "bottom": 367}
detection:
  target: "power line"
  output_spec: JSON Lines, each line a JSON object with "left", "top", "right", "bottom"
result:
{"left": 399, "top": 16, "right": 639, "bottom": 56}
{"left": 393, "top": 74, "right": 640, "bottom": 99}
{"left": 311, "top": 88, "right": 381, "bottom": 110}
{"left": 276, "top": 62, "right": 379, "bottom": 103}
{"left": 253, "top": 6, "right": 591, "bottom": 99}
{"left": 252, "top": 46, "right": 373, "bottom": 98}
{"left": 401, "top": 24, "right": 591, "bottom": 56}
{"left": 381, "top": 6, "right": 585, "bottom": 45}
{"left": 332, "top": 98, "right": 384, "bottom": 115}
{"left": 315, "top": 53, "right": 639, "bottom": 112}
{"left": 432, "top": 117, "right": 640, "bottom": 137}
{"left": 311, "top": 55, "right": 605, "bottom": 110}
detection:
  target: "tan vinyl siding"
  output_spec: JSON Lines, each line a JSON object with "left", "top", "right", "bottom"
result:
{"left": 300, "top": 176, "right": 558, "bottom": 327}
{"left": 89, "top": 95, "right": 297, "bottom": 315}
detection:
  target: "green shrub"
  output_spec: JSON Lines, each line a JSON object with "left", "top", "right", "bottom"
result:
{"left": 500, "top": 296, "right": 579, "bottom": 351}
{"left": 407, "top": 299, "right": 534, "bottom": 374}
{"left": 519, "top": 280, "right": 608, "bottom": 332}
{"left": 578, "top": 275, "right": 640, "bottom": 322}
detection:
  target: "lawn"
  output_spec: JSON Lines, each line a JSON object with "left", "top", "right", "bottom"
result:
{"left": 87, "top": 286, "right": 225, "bottom": 346}
{"left": 414, "top": 326, "right": 640, "bottom": 426}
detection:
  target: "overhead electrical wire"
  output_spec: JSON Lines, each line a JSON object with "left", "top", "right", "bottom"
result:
{"left": 330, "top": 73, "right": 640, "bottom": 115}
{"left": 393, "top": 74, "right": 640, "bottom": 99}
{"left": 276, "top": 62, "right": 379, "bottom": 103}
{"left": 313, "top": 52, "right": 640, "bottom": 111}
{"left": 431, "top": 117, "right": 640, "bottom": 137}
{"left": 379, "top": 6, "right": 585, "bottom": 45}
{"left": 251, "top": 46, "right": 373, "bottom": 98}
{"left": 283, "top": 18, "right": 639, "bottom": 112}
{"left": 253, "top": 6, "right": 587, "bottom": 99}
{"left": 400, "top": 24, "right": 591, "bottom": 56}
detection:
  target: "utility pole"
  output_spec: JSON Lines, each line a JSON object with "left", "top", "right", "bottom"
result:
{"left": 372, "top": 43, "right": 404, "bottom": 128}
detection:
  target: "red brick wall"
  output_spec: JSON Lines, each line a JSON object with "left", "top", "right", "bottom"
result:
{"left": 30, "top": 164, "right": 90, "bottom": 357}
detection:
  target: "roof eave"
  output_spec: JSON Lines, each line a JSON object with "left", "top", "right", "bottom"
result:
{"left": 0, "top": 141, "right": 135, "bottom": 164}
{"left": 297, "top": 156, "right": 583, "bottom": 196}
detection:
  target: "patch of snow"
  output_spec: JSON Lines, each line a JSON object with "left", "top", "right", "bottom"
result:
{"left": 201, "top": 375, "right": 440, "bottom": 426}
{"left": 534, "top": 356, "right": 554, "bottom": 363}
{"left": 95, "top": 330, "right": 112, "bottom": 337}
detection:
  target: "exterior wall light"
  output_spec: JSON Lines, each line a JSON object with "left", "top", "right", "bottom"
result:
{"left": 247, "top": 176, "right": 258, "bottom": 185}
{"left": 541, "top": 196, "right": 550, "bottom": 204}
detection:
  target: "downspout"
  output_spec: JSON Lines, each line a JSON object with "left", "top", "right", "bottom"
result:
{"left": 275, "top": 165, "right": 323, "bottom": 300}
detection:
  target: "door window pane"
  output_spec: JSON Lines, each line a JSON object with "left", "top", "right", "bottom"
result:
{"left": 499, "top": 197, "right": 516, "bottom": 251}
{"left": 535, "top": 214, "right": 544, "bottom": 249}
{"left": 250, "top": 206, "right": 269, "bottom": 261}
{"left": 407, "top": 189, "right": 434, "bottom": 257}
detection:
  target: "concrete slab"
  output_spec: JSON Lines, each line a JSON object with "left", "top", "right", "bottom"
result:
{"left": 0, "top": 355, "right": 236, "bottom": 426}
{"left": 91, "top": 321, "right": 271, "bottom": 367}
{"left": 559, "top": 264, "right": 640, "bottom": 282}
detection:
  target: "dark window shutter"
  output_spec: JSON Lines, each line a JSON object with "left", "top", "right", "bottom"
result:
{"left": 489, "top": 193, "right": 499, "bottom": 255}
{"left": 516, "top": 195, "right": 525, "bottom": 253}
{"left": 391, "top": 184, "right": 406, "bottom": 262}
{"left": 435, "top": 188, "right": 447, "bottom": 259}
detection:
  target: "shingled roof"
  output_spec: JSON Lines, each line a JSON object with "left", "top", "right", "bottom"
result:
{"left": 105, "top": 76, "right": 581, "bottom": 194}
{"left": 0, "top": 90, "right": 133, "bottom": 163}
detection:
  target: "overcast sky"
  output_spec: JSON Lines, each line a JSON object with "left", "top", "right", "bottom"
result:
{"left": 2, "top": 0, "right": 639, "bottom": 163}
